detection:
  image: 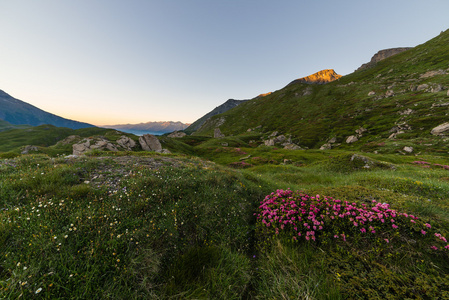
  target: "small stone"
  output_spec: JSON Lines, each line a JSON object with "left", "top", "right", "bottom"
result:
{"left": 368, "top": 91, "right": 376, "bottom": 96}
{"left": 416, "top": 84, "right": 429, "bottom": 91}
{"left": 403, "top": 146, "right": 414, "bottom": 153}
{"left": 346, "top": 135, "right": 359, "bottom": 144}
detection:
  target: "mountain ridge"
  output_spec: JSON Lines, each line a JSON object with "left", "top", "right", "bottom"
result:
{"left": 102, "top": 121, "right": 189, "bottom": 134}
{"left": 191, "top": 29, "right": 449, "bottom": 152}
{"left": 0, "top": 89, "right": 94, "bottom": 129}
{"left": 287, "top": 69, "right": 342, "bottom": 85}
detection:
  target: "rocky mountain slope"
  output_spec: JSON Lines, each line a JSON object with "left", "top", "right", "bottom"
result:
{"left": 357, "top": 47, "right": 412, "bottom": 71}
{"left": 184, "top": 99, "right": 249, "bottom": 134}
{"left": 0, "top": 90, "right": 94, "bottom": 129}
{"left": 287, "top": 69, "right": 342, "bottom": 85}
{"left": 192, "top": 29, "right": 449, "bottom": 152}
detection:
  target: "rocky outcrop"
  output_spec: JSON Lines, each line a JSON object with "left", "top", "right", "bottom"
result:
{"left": 139, "top": 134, "right": 163, "bottom": 152}
{"left": 430, "top": 122, "right": 449, "bottom": 136}
{"left": 167, "top": 131, "right": 187, "bottom": 138}
{"left": 288, "top": 69, "right": 342, "bottom": 85}
{"left": 116, "top": 136, "right": 136, "bottom": 150}
{"left": 346, "top": 135, "right": 359, "bottom": 144}
{"left": 357, "top": 48, "right": 412, "bottom": 71}
{"left": 214, "top": 128, "right": 225, "bottom": 138}
{"left": 21, "top": 145, "right": 38, "bottom": 154}
{"left": 73, "top": 137, "right": 119, "bottom": 156}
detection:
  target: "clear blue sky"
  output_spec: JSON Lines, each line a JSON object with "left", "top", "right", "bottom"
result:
{"left": 1, "top": 0, "right": 448, "bottom": 125}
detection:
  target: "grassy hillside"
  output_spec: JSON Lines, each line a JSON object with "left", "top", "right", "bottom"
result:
{"left": 194, "top": 29, "right": 449, "bottom": 152}
{"left": 0, "top": 125, "right": 135, "bottom": 155}
{"left": 0, "top": 120, "right": 29, "bottom": 132}
{"left": 1, "top": 148, "right": 448, "bottom": 298}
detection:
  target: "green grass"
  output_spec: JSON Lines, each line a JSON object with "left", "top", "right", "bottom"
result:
{"left": 1, "top": 147, "right": 448, "bottom": 298}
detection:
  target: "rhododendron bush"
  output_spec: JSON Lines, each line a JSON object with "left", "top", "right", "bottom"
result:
{"left": 256, "top": 189, "right": 449, "bottom": 251}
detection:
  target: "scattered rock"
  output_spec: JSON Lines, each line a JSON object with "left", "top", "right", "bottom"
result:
{"left": 431, "top": 84, "right": 444, "bottom": 93}
{"left": 221, "top": 142, "right": 229, "bottom": 147}
{"left": 116, "top": 136, "right": 136, "bottom": 150}
{"left": 247, "top": 128, "right": 252, "bottom": 132}
{"left": 368, "top": 91, "right": 376, "bottom": 96}
{"left": 355, "top": 127, "right": 367, "bottom": 135}
{"left": 73, "top": 138, "right": 119, "bottom": 155}
{"left": 431, "top": 122, "right": 449, "bottom": 135}
{"left": 21, "top": 145, "right": 39, "bottom": 154}
{"left": 328, "top": 137, "right": 337, "bottom": 143}
{"left": 385, "top": 90, "right": 395, "bottom": 97}
{"left": 320, "top": 143, "right": 332, "bottom": 150}
{"left": 167, "top": 131, "right": 186, "bottom": 138}
{"left": 269, "top": 131, "right": 279, "bottom": 137}
{"left": 264, "top": 139, "right": 275, "bottom": 146}
{"left": 283, "top": 159, "right": 292, "bottom": 164}
{"left": 403, "top": 146, "right": 414, "bottom": 153}
{"left": 417, "top": 84, "right": 429, "bottom": 91}
{"left": 283, "top": 143, "right": 302, "bottom": 150}
{"left": 388, "top": 131, "right": 404, "bottom": 139}
{"left": 160, "top": 149, "right": 172, "bottom": 154}
{"left": 273, "top": 135, "right": 286, "bottom": 144}
{"left": 420, "top": 70, "right": 446, "bottom": 78}
{"left": 239, "top": 155, "right": 251, "bottom": 161}
{"left": 139, "top": 134, "right": 163, "bottom": 152}
{"left": 399, "top": 108, "right": 414, "bottom": 115}
{"left": 214, "top": 128, "right": 225, "bottom": 138}
{"left": 431, "top": 102, "right": 449, "bottom": 108}
{"left": 346, "top": 135, "right": 359, "bottom": 143}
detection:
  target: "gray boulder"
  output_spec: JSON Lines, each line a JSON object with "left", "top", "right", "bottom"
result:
{"left": 403, "top": 146, "right": 414, "bottom": 153}
{"left": 431, "top": 122, "right": 449, "bottom": 136}
{"left": 346, "top": 135, "right": 359, "bottom": 144}
{"left": 117, "top": 136, "right": 136, "bottom": 150}
{"left": 168, "top": 131, "right": 187, "bottom": 138}
{"left": 417, "top": 84, "right": 429, "bottom": 91}
{"left": 139, "top": 134, "right": 163, "bottom": 152}
{"left": 21, "top": 145, "right": 39, "bottom": 154}
{"left": 72, "top": 137, "right": 119, "bottom": 155}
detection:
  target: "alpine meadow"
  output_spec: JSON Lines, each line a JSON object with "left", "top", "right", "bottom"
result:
{"left": 1, "top": 29, "right": 449, "bottom": 299}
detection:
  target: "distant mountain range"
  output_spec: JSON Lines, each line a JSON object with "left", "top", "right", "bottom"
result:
{"left": 0, "top": 90, "right": 94, "bottom": 129}
{"left": 102, "top": 121, "right": 189, "bottom": 135}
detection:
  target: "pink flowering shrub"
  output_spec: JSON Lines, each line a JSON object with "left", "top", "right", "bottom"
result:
{"left": 256, "top": 189, "right": 449, "bottom": 251}
{"left": 413, "top": 161, "right": 449, "bottom": 170}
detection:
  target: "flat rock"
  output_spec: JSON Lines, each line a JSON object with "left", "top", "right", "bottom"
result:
{"left": 431, "top": 122, "right": 449, "bottom": 135}
{"left": 346, "top": 135, "right": 359, "bottom": 144}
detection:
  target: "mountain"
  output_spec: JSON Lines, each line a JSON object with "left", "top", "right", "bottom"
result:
{"left": 102, "top": 121, "right": 189, "bottom": 135}
{"left": 0, "top": 89, "right": 94, "bottom": 129}
{"left": 287, "top": 69, "right": 342, "bottom": 85}
{"left": 192, "top": 29, "right": 449, "bottom": 151}
{"left": 356, "top": 47, "right": 412, "bottom": 71}
{"left": 184, "top": 99, "right": 249, "bottom": 135}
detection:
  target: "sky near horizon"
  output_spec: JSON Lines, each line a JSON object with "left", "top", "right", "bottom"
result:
{"left": 1, "top": 1, "right": 449, "bottom": 125}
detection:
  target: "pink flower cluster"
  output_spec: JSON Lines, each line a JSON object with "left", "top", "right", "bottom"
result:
{"left": 256, "top": 189, "right": 449, "bottom": 250}
{"left": 413, "top": 161, "right": 449, "bottom": 170}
